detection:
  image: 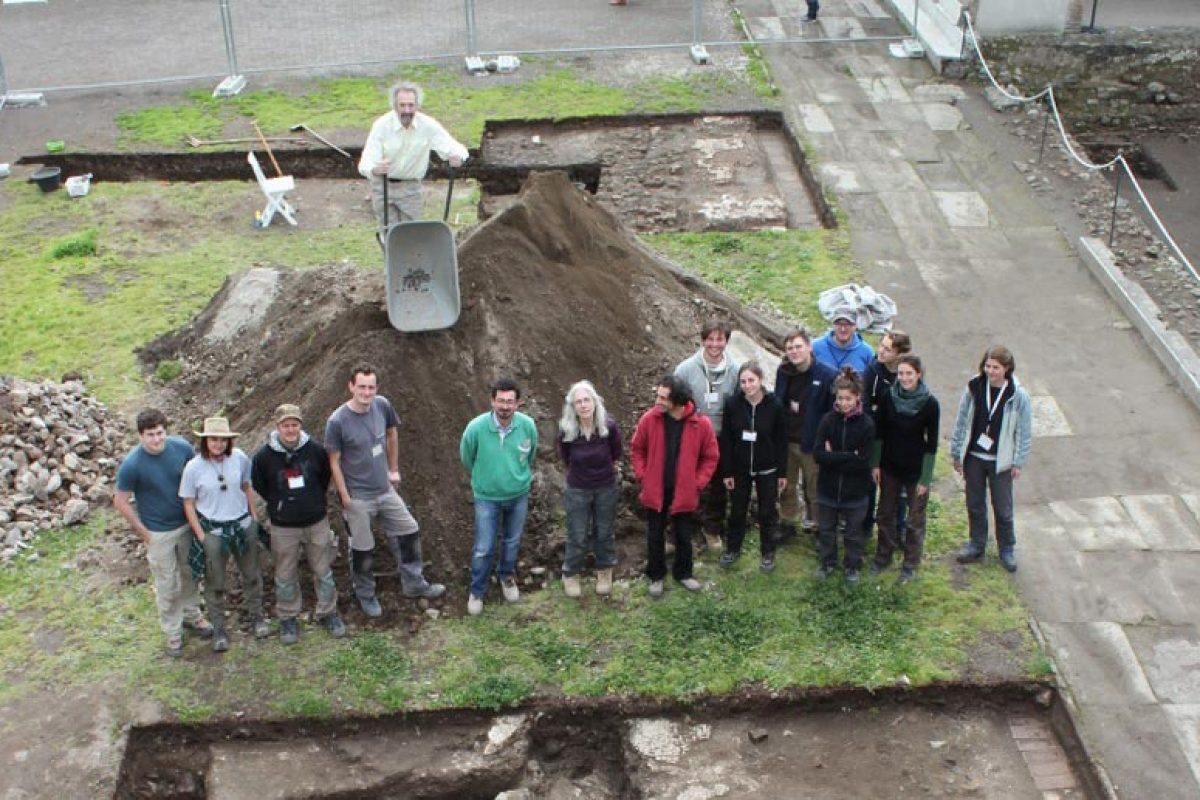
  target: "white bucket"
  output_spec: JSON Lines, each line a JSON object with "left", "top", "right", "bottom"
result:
{"left": 65, "top": 173, "right": 92, "bottom": 198}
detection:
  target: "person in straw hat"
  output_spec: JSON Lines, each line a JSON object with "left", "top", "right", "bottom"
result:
{"left": 180, "top": 416, "right": 267, "bottom": 653}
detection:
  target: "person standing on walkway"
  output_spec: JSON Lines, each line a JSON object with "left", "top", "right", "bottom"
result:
{"left": 813, "top": 307, "right": 874, "bottom": 376}
{"left": 719, "top": 362, "right": 788, "bottom": 573}
{"left": 460, "top": 377, "right": 539, "bottom": 616}
{"left": 813, "top": 368, "right": 876, "bottom": 584}
{"left": 180, "top": 417, "right": 266, "bottom": 653}
{"left": 558, "top": 380, "right": 623, "bottom": 599}
{"left": 870, "top": 355, "right": 939, "bottom": 583}
{"left": 358, "top": 81, "right": 468, "bottom": 228}
{"left": 631, "top": 375, "right": 720, "bottom": 598}
{"left": 251, "top": 403, "right": 345, "bottom": 644}
{"left": 863, "top": 330, "right": 912, "bottom": 541}
{"left": 950, "top": 345, "right": 1032, "bottom": 573}
{"left": 114, "top": 409, "right": 214, "bottom": 658}
{"left": 774, "top": 327, "right": 836, "bottom": 541}
{"left": 674, "top": 319, "right": 739, "bottom": 553}
{"left": 804, "top": 0, "right": 819, "bottom": 23}
{"left": 326, "top": 363, "right": 446, "bottom": 619}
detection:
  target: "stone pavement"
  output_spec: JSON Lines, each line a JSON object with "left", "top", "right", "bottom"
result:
{"left": 743, "top": 0, "right": 1200, "bottom": 797}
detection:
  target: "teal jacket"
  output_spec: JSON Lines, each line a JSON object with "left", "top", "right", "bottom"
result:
{"left": 460, "top": 411, "right": 538, "bottom": 501}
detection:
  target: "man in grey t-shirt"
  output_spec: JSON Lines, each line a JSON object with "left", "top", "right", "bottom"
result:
{"left": 326, "top": 363, "right": 445, "bottom": 617}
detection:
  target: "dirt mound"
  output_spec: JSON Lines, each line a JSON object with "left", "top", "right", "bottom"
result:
{"left": 143, "top": 171, "right": 787, "bottom": 615}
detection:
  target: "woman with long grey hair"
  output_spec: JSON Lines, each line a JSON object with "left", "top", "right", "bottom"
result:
{"left": 558, "top": 380, "right": 623, "bottom": 598}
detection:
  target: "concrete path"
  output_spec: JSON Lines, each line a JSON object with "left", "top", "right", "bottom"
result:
{"left": 742, "top": 0, "right": 1200, "bottom": 797}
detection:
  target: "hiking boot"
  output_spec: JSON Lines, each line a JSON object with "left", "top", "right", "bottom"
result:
{"left": 166, "top": 637, "right": 184, "bottom": 659}
{"left": 279, "top": 618, "right": 299, "bottom": 646}
{"left": 404, "top": 582, "right": 446, "bottom": 600}
{"left": 719, "top": 551, "right": 740, "bottom": 569}
{"left": 844, "top": 568, "right": 860, "bottom": 585}
{"left": 678, "top": 577, "right": 702, "bottom": 592}
{"left": 816, "top": 564, "right": 836, "bottom": 580}
{"left": 184, "top": 617, "right": 214, "bottom": 640}
{"left": 500, "top": 576, "right": 521, "bottom": 603}
{"left": 999, "top": 551, "right": 1018, "bottom": 573}
{"left": 321, "top": 612, "right": 346, "bottom": 639}
{"left": 563, "top": 575, "right": 582, "bottom": 598}
{"left": 955, "top": 545, "right": 985, "bottom": 564}
{"left": 760, "top": 556, "right": 775, "bottom": 574}
{"left": 467, "top": 595, "right": 484, "bottom": 616}
{"left": 359, "top": 596, "right": 383, "bottom": 618}
{"left": 595, "top": 568, "right": 613, "bottom": 596}
{"left": 252, "top": 615, "right": 271, "bottom": 639}
{"left": 212, "top": 628, "right": 229, "bottom": 653}
{"left": 898, "top": 566, "right": 916, "bottom": 584}
{"left": 648, "top": 580, "right": 664, "bottom": 598}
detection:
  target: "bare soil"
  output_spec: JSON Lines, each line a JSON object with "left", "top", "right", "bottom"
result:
{"left": 140, "top": 171, "right": 790, "bottom": 629}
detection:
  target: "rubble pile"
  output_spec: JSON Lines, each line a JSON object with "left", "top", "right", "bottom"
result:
{"left": 0, "top": 376, "right": 128, "bottom": 564}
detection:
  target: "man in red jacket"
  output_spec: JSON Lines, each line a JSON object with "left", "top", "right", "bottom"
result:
{"left": 631, "top": 375, "right": 720, "bottom": 597}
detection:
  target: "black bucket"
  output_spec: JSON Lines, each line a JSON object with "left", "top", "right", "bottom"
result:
{"left": 30, "top": 166, "right": 62, "bottom": 192}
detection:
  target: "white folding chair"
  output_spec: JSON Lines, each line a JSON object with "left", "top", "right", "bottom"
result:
{"left": 247, "top": 150, "right": 298, "bottom": 227}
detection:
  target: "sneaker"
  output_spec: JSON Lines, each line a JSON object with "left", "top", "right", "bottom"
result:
{"left": 359, "top": 596, "right": 383, "bottom": 618}
{"left": 595, "top": 568, "right": 613, "bottom": 596}
{"left": 678, "top": 577, "right": 702, "bottom": 592}
{"left": 844, "top": 568, "right": 860, "bottom": 585}
{"left": 999, "top": 551, "right": 1018, "bottom": 573}
{"left": 404, "top": 582, "right": 447, "bottom": 599}
{"left": 184, "top": 618, "right": 214, "bottom": 640}
{"left": 898, "top": 566, "right": 916, "bottom": 584}
{"left": 760, "top": 556, "right": 775, "bottom": 574}
{"left": 467, "top": 594, "right": 484, "bottom": 616}
{"left": 719, "top": 551, "right": 740, "bottom": 569}
{"left": 816, "top": 564, "right": 836, "bottom": 580}
{"left": 955, "top": 546, "right": 985, "bottom": 564}
{"left": 648, "top": 580, "right": 665, "bottom": 598}
{"left": 321, "top": 612, "right": 346, "bottom": 639}
{"left": 252, "top": 615, "right": 271, "bottom": 639}
{"left": 166, "top": 637, "right": 184, "bottom": 659}
{"left": 500, "top": 576, "right": 520, "bottom": 603}
{"left": 279, "top": 618, "right": 299, "bottom": 645}
{"left": 212, "top": 628, "right": 229, "bottom": 653}
{"left": 563, "top": 575, "right": 582, "bottom": 598}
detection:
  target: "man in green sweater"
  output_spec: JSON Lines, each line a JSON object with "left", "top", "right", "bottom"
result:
{"left": 460, "top": 377, "right": 538, "bottom": 616}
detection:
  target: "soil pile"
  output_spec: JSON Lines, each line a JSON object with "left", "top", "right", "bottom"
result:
{"left": 144, "top": 171, "right": 786, "bottom": 609}
{"left": 0, "top": 376, "right": 128, "bottom": 563}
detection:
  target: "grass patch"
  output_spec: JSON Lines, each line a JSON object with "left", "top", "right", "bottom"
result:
{"left": 48, "top": 229, "right": 99, "bottom": 259}
{"left": 643, "top": 229, "right": 857, "bottom": 331}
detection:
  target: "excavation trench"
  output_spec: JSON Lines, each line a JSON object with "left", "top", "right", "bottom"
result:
{"left": 115, "top": 682, "right": 1101, "bottom": 799}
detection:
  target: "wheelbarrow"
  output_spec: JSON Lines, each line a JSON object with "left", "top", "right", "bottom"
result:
{"left": 382, "top": 170, "right": 460, "bottom": 332}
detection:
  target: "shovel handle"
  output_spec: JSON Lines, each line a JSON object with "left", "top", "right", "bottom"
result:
{"left": 443, "top": 165, "right": 456, "bottom": 222}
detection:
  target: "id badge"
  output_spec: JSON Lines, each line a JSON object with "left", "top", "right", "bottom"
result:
{"left": 705, "top": 391, "right": 720, "bottom": 408}
{"left": 287, "top": 474, "right": 305, "bottom": 490}
{"left": 789, "top": 400, "right": 800, "bottom": 413}
{"left": 742, "top": 430, "right": 758, "bottom": 442}
{"left": 371, "top": 443, "right": 384, "bottom": 457}
{"left": 975, "top": 433, "right": 994, "bottom": 451}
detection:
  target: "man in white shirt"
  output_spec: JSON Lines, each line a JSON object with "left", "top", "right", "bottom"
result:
{"left": 358, "top": 81, "right": 468, "bottom": 227}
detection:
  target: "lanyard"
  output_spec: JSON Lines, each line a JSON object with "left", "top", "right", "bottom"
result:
{"left": 985, "top": 381, "right": 1007, "bottom": 423}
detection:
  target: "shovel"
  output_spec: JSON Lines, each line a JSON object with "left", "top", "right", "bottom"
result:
{"left": 288, "top": 123, "right": 353, "bottom": 161}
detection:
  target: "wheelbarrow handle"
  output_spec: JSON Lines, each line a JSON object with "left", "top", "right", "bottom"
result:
{"left": 382, "top": 176, "right": 389, "bottom": 230}
{"left": 443, "top": 165, "right": 456, "bottom": 222}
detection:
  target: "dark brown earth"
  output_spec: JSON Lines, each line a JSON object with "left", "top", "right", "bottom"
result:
{"left": 142, "top": 171, "right": 789, "bottom": 624}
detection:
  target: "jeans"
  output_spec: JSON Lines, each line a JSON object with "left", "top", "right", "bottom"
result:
{"left": 145, "top": 524, "right": 207, "bottom": 641}
{"left": 201, "top": 521, "right": 264, "bottom": 625}
{"left": 562, "top": 485, "right": 618, "bottom": 576}
{"left": 780, "top": 442, "right": 819, "bottom": 526}
{"left": 270, "top": 519, "right": 337, "bottom": 619}
{"left": 470, "top": 493, "right": 529, "bottom": 599}
{"left": 726, "top": 473, "right": 779, "bottom": 558}
{"left": 817, "top": 502, "right": 868, "bottom": 570}
{"left": 806, "top": 0, "right": 819, "bottom": 20}
{"left": 874, "top": 472, "right": 928, "bottom": 569}
{"left": 964, "top": 455, "right": 1016, "bottom": 554}
{"left": 646, "top": 510, "right": 695, "bottom": 581}
{"left": 342, "top": 488, "right": 429, "bottom": 601}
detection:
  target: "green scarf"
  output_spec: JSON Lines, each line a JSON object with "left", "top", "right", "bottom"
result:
{"left": 890, "top": 378, "right": 931, "bottom": 416}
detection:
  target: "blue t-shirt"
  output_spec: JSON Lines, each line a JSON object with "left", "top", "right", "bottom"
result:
{"left": 115, "top": 436, "right": 194, "bottom": 532}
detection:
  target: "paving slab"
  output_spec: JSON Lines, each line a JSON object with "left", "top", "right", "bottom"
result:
{"left": 1163, "top": 705, "right": 1200, "bottom": 790}
{"left": 1125, "top": 627, "right": 1200, "bottom": 705}
{"left": 877, "top": 189, "right": 945, "bottom": 228}
{"left": 932, "top": 190, "right": 991, "bottom": 227}
{"left": 1039, "top": 622, "right": 1157, "bottom": 706}
{"left": 1119, "top": 495, "right": 1200, "bottom": 552}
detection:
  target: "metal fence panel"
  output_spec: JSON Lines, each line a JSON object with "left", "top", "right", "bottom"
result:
{"left": 471, "top": 0, "right": 701, "bottom": 55}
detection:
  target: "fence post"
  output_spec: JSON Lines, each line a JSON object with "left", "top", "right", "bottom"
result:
{"left": 212, "top": 0, "right": 246, "bottom": 97}
{"left": 1109, "top": 165, "right": 1123, "bottom": 248}
{"left": 690, "top": 0, "right": 710, "bottom": 64}
{"left": 465, "top": 0, "right": 478, "bottom": 59}
{"left": 1037, "top": 96, "right": 1051, "bottom": 163}
{"left": 912, "top": 0, "right": 921, "bottom": 34}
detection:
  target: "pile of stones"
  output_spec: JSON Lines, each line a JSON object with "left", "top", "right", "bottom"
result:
{"left": 0, "top": 376, "right": 128, "bottom": 564}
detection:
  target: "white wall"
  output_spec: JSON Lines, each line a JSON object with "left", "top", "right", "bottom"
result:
{"left": 974, "top": 0, "right": 1069, "bottom": 33}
